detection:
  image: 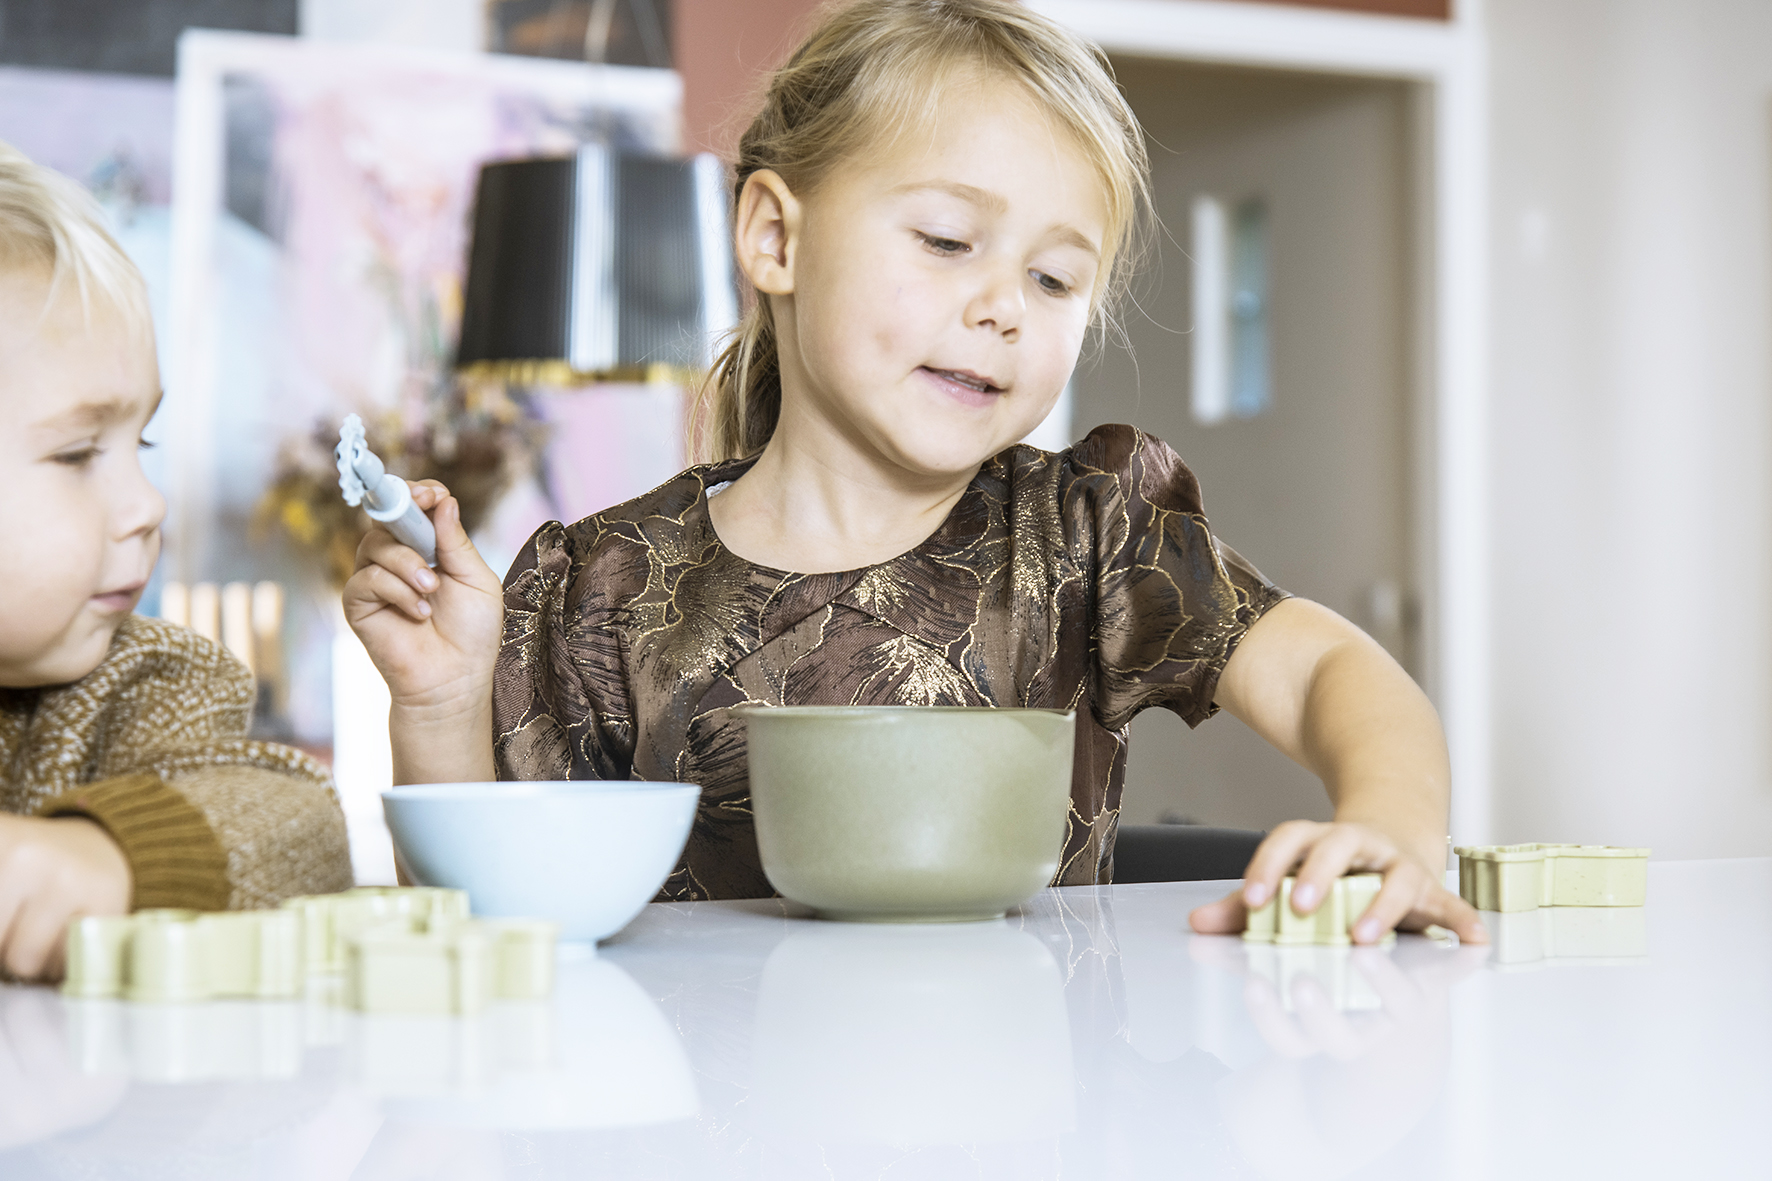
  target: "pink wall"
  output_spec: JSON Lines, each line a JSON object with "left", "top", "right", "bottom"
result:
{"left": 673, "top": 0, "right": 825, "bottom": 154}
{"left": 672, "top": 1, "right": 1454, "bottom": 158}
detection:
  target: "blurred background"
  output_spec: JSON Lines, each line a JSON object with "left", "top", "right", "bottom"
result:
{"left": 1, "top": 0, "right": 1766, "bottom": 872}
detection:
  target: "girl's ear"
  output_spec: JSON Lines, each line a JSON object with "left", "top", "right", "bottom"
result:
{"left": 735, "top": 169, "right": 800, "bottom": 296}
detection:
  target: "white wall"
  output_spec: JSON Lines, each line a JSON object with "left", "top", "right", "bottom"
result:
{"left": 1488, "top": 0, "right": 1772, "bottom": 857}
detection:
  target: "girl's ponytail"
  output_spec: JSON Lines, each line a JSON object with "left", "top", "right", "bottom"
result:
{"left": 701, "top": 300, "right": 782, "bottom": 463}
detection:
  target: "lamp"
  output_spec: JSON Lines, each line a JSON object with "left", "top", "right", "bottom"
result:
{"left": 455, "top": 145, "right": 736, "bottom": 385}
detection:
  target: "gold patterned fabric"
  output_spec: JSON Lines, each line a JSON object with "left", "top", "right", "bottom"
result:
{"left": 494, "top": 424, "right": 1288, "bottom": 900}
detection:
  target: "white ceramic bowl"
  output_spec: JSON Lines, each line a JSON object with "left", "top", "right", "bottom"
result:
{"left": 381, "top": 781, "right": 699, "bottom": 943}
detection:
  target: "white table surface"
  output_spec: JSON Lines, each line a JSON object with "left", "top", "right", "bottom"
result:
{"left": 0, "top": 859, "right": 1763, "bottom": 1179}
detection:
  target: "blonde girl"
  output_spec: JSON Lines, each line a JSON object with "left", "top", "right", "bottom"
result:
{"left": 347, "top": 0, "right": 1485, "bottom": 944}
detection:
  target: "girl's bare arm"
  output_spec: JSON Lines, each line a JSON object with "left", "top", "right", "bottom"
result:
{"left": 1190, "top": 597, "right": 1487, "bottom": 944}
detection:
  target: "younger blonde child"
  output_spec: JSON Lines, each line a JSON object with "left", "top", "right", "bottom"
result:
{"left": 348, "top": 0, "right": 1484, "bottom": 944}
{"left": 0, "top": 143, "right": 352, "bottom": 980}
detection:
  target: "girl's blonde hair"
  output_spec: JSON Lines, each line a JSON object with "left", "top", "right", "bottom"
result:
{"left": 0, "top": 140, "right": 151, "bottom": 334}
{"left": 696, "top": 0, "right": 1150, "bottom": 462}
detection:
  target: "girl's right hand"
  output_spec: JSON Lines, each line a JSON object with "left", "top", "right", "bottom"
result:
{"left": 342, "top": 481, "right": 504, "bottom": 780}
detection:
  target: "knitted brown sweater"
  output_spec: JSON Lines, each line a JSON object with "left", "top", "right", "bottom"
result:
{"left": 0, "top": 614, "right": 353, "bottom": 910}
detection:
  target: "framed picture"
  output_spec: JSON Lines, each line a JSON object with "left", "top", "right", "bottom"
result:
{"left": 166, "top": 31, "right": 685, "bottom": 880}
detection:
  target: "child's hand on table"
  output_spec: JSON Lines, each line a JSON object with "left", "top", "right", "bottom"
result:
{"left": 343, "top": 480, "right": 504, "bottom": 784}
{"left": 0, "top": 814, "right": 130, "bottom": 981}
{"left": 1187, "top": 818, "right": 1488, "bottom": 945}
{"left": 1192, "top": 600, "right": 1488, "bottom": 946}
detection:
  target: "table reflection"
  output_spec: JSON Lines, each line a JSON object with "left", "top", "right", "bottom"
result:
{"left": 1485, "top": 905, "right": 1648, "bottom": 970}
{"left": 1186, "top": 932, "right": 1488, "bottom": 1179}
{"left": 752, "top": 920, "right": 1074, "bottom": 1146}
{"left": 0, "top": 955, "right": 696, "bottom": 1177}
{"left": 0, "top": 887, "right": 1522, "bottom": 1180}
{"left": 379, "top": 956, "right": 697, "bottom": 1130}
{"left": 0, "top": 989, "right": 128, "bottom": 1153}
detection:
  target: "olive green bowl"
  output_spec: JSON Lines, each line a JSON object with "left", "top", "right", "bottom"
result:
{"left": 742, "top": 706, "right": 1076, "bottom": 923}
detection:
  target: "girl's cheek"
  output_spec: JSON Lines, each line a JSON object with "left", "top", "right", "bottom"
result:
{"left": 1, "top": 497, "right": 92, "bottom": 600}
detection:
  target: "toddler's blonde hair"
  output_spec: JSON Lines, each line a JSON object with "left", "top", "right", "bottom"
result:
{"left": 696, "top": 0, "right": 1151, "bottom": 462}
{"left": 0, "top": 140, "right": 151, "bottom": 334}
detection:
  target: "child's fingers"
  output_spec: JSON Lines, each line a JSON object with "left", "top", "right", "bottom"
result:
{"left": 4, "top": 900, "right": 70, "bottom": 981}
{"left": 1409, "top": 884, "right": 1489, "bottom": 944}
{"left": 407, "top": 479, "right": 452, "bottom": 509}
{"left": 0, "top": 875, "right": 23, "bottom": 981}
{"left": 429, "top": 497, "right": 494, "bottom": 586}
{"left": 355, "top": 526, "right": 439, "bottom": 594}
{"left": 1240, "top": 820, "right": 1328, "bottom": 907}
{"left": 348, "top": 563, "right": 433, "bottom": 623}
{"left": 1187, "top": 889, "right": 1248, "bottom": 935}
{"left": 1351, "top": 862, "right": 1425, "bottom": 944}
{"left": 1288, "top": 824, "right": 1374, "bottom": 915}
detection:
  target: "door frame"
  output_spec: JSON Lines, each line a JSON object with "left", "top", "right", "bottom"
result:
{"left": 1028, "top": 0, "right": 1492, "bottom": 843}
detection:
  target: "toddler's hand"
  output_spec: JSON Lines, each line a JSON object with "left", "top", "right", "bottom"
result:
{"left": 343, "top": 481, "right": 504, "bottom": 717}
{"left": 0, "top": 815, "right": 131, "bottom": 981}
{"left": 1187, "top": 819, "right": 1488, "bottom": 945}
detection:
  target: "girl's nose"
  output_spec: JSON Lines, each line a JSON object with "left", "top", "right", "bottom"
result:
{"left": 964, "top": 265, "right": 1026, "bottom": 340}
{"left": 113, "top": 457, "right": 168, "bottom": 543}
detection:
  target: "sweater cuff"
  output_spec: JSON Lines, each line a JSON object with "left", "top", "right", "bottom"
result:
{"left": 36, "top": 773, "right": 232, "bottom": 912}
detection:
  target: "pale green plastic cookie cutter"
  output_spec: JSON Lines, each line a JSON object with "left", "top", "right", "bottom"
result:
{"left": 1241, "top": 874, "right": 1395, "bottom": 947}
{"left": 63, "top": 886, "right": 557, "bottom": 1014}
{"left": 1453, "top": 844, "right": 1649, "bottom": 912}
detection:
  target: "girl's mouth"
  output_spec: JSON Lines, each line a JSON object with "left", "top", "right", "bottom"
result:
{"left": 91, "top": 582, "right": 145, "bottom": 614}
{"left": 919, "top": 366, "right": 1005, "bottom": 406}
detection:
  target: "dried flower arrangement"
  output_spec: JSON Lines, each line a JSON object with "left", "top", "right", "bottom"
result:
{"left": 254, "top": 377, "right": 549, "bottom": 589}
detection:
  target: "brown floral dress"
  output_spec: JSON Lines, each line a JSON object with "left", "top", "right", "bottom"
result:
{"left": 493, "top": 424, "right": 1288, "bottom": 900}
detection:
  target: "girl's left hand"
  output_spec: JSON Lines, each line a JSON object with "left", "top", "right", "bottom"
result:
{"left": 1187, "top": 819, "right": 1489, "bottom": 945}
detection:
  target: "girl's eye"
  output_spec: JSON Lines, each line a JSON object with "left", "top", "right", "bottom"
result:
{"left": 52, "top": 447, "right": 101, "bottom": 468}
{"left": 916, "top": 231, "right": 970, "bottom": 256}
{"left": 139, "top": 437, "right": 158, "bottom": 451}
{"left": 1032, "top": 270, "right": 1072, "bottom": 297}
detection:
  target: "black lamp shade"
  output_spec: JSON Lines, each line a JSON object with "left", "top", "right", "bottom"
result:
{"left": 455, "top": 146, "right": 735, "bottom": 383}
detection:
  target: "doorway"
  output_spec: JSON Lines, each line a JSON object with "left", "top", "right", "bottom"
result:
{"left": 1073, "top": 58, "right": 1420, "bottom": 831}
